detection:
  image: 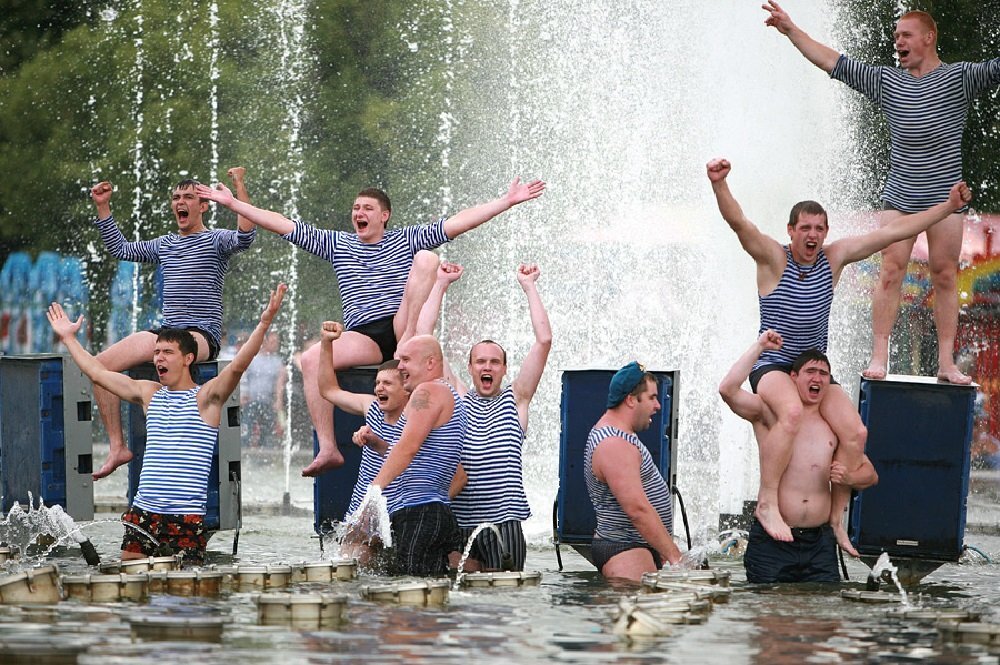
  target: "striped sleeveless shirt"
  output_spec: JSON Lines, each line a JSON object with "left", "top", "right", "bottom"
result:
{"left": 451, "top": 386, "right": 530, "bottom": 528}
{"left": 133, "top": 386, "right": 217, "bottom": 515}
{"left": 754, "top": 247, "right": 833, "bottom": 370}
{"left": 584, "top": 425, "right": 673, "bottom": 543}
{"left": 283, "top": 219, "right": 449, "bottom": 330}
{"left": 346, "top": 401, "right": 404, "bottom": 515}
{"left": 831, "top": 55, "right": 1000, "bottom": 212}
{"left": 385, "top": 380, "right": 465, "bottom": 514}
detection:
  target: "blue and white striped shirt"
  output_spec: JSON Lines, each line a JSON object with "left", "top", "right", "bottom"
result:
{"left": 345, "top": 401, "right": 403, "bottom": 516}
{"left": 385, "top": 380, "right": 465, "bottom": 514}
{"left": 831, "top": 55, "right": 1000, "bottom": 212}
{"left": 283, "top": 219, "right": 449, "bottom": 330}
{"left": 584, "top": 425, "right": 672, "bottom": 543}
{"left": 755, "top": 247, "right": 833, "bottom": 370}
{"left": 133, "top": 386, "right": 216, "bottom": 515}
{"left": 93, "top": 216, "right": 255, "bottom": 346}
{"left": 452, "top": 386, "right": 530, "bottom": 527}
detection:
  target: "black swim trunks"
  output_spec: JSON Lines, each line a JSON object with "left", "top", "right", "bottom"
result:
{"left": 349, "top": 315, "right": 398, "bottom": 362}
{"left": 743, "top": 518, "right": 840, "bottom": 584}
{"left": 591, "top": 538, "right": 663, "bottom": 572}
{"left": 388, "top": 502, "right": 462, "bottom": 576}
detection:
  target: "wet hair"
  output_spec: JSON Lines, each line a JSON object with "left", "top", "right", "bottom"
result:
{"left": 468, "top": 339, "right": 507, "bottom": 365}
{"left": 156, "top": 328, "right": 199, "bottom": 380}
{"left": 791, "top": 349, "right": 831, "bottom": 374}
{"left": 630, "top": 373, "right": 658, "bottom": 400}
{"left": 899, "top": 10, "right": 937, "bottom": 40}
{"left": 787, "top": 200, "right": 828, "bottom": 228}
{"left": 174, "top": 179, "right": 202, "bottom": 191}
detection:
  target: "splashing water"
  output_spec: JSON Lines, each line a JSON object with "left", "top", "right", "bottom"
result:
{"left": 664, "top": 542, "right": 719, "bottom": 572}
{"left": 333, "top": 485, "right": 392, "bottom": 566}
{"left": 452, "top": 522, "right": 504, "bottom": 589}
{"left": 0, "top": 495, "right": 94, "bottom": 571}
{"left": 869, "top": 551, "right": 910, "bottom": 607}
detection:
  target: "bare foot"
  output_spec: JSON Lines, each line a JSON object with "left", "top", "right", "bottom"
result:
{"left": 937, "top": 365, "right": 972, "bottom": 385}
{"left": 301, "top": 448, "right": 345, "bottom": 477}
{"left": 755, "top": 501, "right": 792, "bottom": 542}
{"left": 862, "top": 359, "right": 887, "bottom": 380}
{"left": 832, "top": 522, "right": 859, "bottom": 557}
{"left": 93, "top": 447, "right": 134, "bottom": 480}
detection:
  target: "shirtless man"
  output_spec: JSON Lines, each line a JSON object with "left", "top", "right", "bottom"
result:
{"left": 708, "top": 157, "right": 970, "bottom": 544}
{"left": 720, "top": 331, "right": 878, "bottom": 572}
{"left": 89, "top": 168, "right": 254, "bottom": 479}
{"left": 763, "top": 1, "right": 1000, "bottom": 383}
{"left": 196, "top": 178, "right": 544, "bottom": 476}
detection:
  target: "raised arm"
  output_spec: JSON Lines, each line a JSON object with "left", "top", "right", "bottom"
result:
{"left": 442, "top": 177, "right": 545, "bottom": 239}
{"left": 47, "top": 303, "right": 152, "bottom": 405}
{"left": 91, "top": 181, "right": 113, "bottom": 220}
{"left": 194, "top": 182, "right": 295, "bottom": 235}
{"left": 707, "top": 159, "right": 786, "bottom": 271}
{"left": 226, "top": 167, "right": 255, "bottom": 233}
{"left": 762, "top": 1, "right": 840, "bottom": 73}
{"left": 371, "top": 383, "right": 447, "bottom": 489}
{"left": 415, "top": 261, "right": 468, "bottom": 394}
{"left": 201, "top": 284, "right": 287, "bottom": 408}
{"left": 594, "top": 439, "right": 682, "bottom": 565}
{"left": 318, "top": 321, "right": 376, "bottom": 415}
{"left": 511, "top": 263, "right": 552, "bottom": 428}
{"left": 826, "top": 182, "right": 972, "bottom": 271}
{"left": 719, "top": 330, "right": 782, "bottom": 424}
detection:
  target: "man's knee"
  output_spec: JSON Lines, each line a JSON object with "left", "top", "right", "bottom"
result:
{"left": 299, "top": 342, "right": 322, "bottom": 376}
{"left": 928, "top": 262, "right": 958, "bottom": 290}
{"left": 877, "top": 256, "right": 909, "bottom": 288}
{"left": 407, "top": 250, "right": 439, "bottom": 281}
{"left": 775, "top": 403, "right": 803, "bottom": 433}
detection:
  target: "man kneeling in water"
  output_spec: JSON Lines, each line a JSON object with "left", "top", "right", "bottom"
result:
{"left": 720, "top": 332, "right": 877, "bottom": 583}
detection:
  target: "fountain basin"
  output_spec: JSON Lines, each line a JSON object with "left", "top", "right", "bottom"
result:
{"left": 255, "top": 591, "right": 349, "bottom": 624}
{"left": 60, "top": 573, "right": 148, "bottom": 602}
{"left": 0, "top": 565, "right": 60, "bottom": 604}
{"left": 128, "top": 615, "right": 231, "bottom": 642}
{"left": 460, "top": 571, "right": 543, "bottom": 588}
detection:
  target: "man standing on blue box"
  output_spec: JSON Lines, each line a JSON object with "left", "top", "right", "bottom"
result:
{"left": 763, "top": 2, "right": 1000, "bottom": 384}
{"left": 585, "top": 362, "right": 682, "bottom": 582}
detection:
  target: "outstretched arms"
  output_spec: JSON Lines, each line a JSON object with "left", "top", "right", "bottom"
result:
{"left": 226, "top": 167, "right": 255, "bottom": 233}
{"left": 442, "top": 177, "right": 545, "bottom": 239}
{"left": 194, "top": 182, "right": 295, "bottom": 235}
{"left": 511, "top": 263, "right": 552, "bottom": 428}
{"left": 719, "top": 330, "right": 782, "bottom": 424}
{"left": 826, "top": 182, "right": 972, "bottom": 271}
{"left": 47, "top": 303, "right": 154, "bottom": 406}
{"left": 318, "top": 321, "right": 377, "bottom": 416}
{"left": 762, "top": 1, "right": 840, "bottom": 73}
{"left": 706, "top": 159, "right": 786, "bottom": 276}
{"left": 201, "top": 285, "right": 287, "bottom": 408}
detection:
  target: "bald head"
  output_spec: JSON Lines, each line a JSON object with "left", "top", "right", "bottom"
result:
{"left": 396, "top": 334, "right": 444, "bottom": 390}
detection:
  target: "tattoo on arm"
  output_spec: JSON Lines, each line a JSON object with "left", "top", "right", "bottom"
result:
{"left": 410, "top": 388, "right": 431, "bottom": 411}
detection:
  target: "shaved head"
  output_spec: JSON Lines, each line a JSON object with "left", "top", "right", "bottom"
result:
{"left": 396, "top": 334, "right": 444, "bottom": 390}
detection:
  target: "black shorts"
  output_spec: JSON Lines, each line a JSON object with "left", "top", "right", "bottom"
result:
{"left": 349, "top": 315, "right": 398, "bottom": 362}
{"left": 743, "top": 518, "right": 840, "bottom": 584}
{"left": 149, "top": 326, "right": 220, "bottom": 361}
{"left": 459, "top": 520, "right": 527, "bottom": 571}
{"left": 121, "top": 506, "right": 207, "bottom": 565}
{"left": 749, "top": 363, "right": 838, "bottom": 394}
{"left": 388, "top": 502, "right": 462, "bottom": 576}
{"left": 591, "top": 538, "right": 663, "bottom": 572}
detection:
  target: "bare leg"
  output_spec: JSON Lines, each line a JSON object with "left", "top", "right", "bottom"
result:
{"left": 820, "top": 386, "right": 867, "bottom": 557}
{"left": 300, "top": 332, "right": 382, "bottom": 477}
{"left": 601, "top": 547, "right": 658, "bottom": 583}
{"left": 755, "top": 372, "right": 803, "bottom": 542}
{"left": 394, "top": 250, "right": 441, "bottom": 344}
{"left": 926, "top": 213, "right": 971, "bottom": 384}
{"left": 864, "top": 210, "right": 916, "bottom": 380}
{"left": 93, "top": 330, "right": 211, "bottom": 480}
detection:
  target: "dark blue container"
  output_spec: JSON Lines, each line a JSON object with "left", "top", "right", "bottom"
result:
{"left": 0, "top": 354, "right": 93, "bottom": 520}
{"left": 849, "top": 374, "right": 977, "bottom": 561}
{"left": 312, "top": 367, "right": 377, "bottom": 538}
{"left": 555, "top": 369, "right": 680, "bottom": 561}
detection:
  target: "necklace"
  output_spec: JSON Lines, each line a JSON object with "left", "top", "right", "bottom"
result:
{"left": 792, "top": 257, "right": 817, "bottom": 281}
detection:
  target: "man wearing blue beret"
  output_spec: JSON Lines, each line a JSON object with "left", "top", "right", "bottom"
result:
{"left": 583, "top": 362, "right": 682, "bottom": 582}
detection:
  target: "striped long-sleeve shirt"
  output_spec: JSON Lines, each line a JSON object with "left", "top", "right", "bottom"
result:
{"left": 93, "top": 216, "right": 255, "bottom": 346}
{"left": 831, "top": 55, "right": 1000, "bottom": 212}
{"left": 282, "top": 220, "right": 448, "bottom": 330}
